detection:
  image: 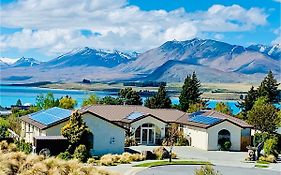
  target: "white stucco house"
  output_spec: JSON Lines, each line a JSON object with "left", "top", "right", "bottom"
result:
{"left": 80, "top": 105, "right": 253, "bottom": 151}
{"left": 20, "top": 107, "right": 126, "bottom": 155}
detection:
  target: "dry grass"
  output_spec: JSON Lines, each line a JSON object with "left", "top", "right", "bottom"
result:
{"left": 99, "top": 153, "right": 145, "bottom": 166}
{"left": 0, "top": 141, "right": 117, "bottom": 175}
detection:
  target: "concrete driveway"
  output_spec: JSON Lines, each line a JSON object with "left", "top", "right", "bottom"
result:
{"left": 136, "top": 165, "right": 280, "bottom": 175}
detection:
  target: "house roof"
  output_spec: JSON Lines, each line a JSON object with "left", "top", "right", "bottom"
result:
{"left": 176, "top": 110, "right": 253, "bottom": 129}
{"left": 20, "top": 107, "right": 72, "bottom": 130}
{"left": 80, "top": 105, "right": 186, "bottom": 123}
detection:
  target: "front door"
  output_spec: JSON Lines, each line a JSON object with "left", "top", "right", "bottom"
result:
{"left": 141, "top": 127, "right": 155, "bottom": 145}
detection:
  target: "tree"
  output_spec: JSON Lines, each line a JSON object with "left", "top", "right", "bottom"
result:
{"left": 215, "top": 102, "right": 232, "bottom": 115}
{"left": 187, "top": 101, "right": 207, "bottom": 113}
{"left": 119, "top": 88, "right": 142, "bottom": 105}
{"left": 144, "top": 85, "right": 171, "bottom": 109}
{"left": 61, "top": 111, "right": 91, "bottom": 153}
{"left": 237, "top": 86, "right": 258, "bottom": 119}
{"left": 257, "top": 70, "right": 280, "bottom": 103}
{"left": 0, "top": 118, "right": 10, "bottom": 138}
{"left": 179, "top": 72, "right": 202, "bottom": 112}
{"left": 36, "top": 92, "right": 59, "bottom": 109}
{"left": 165, "top": 123, "right": 179, "bottom": 162}
{"left": 16, "top": 99, "right": 22, "bottom": 106}
{"left": 82, "top": 94, "right": 99, "bottom": 107}
{"left": 99, "top": 96, "right": 123, "bottom": 105}
{"left": 59, "top": 95, "right": 77, "bottom": 109}
{"left": 247, "top": 97, "right": 280, "bottom": 133}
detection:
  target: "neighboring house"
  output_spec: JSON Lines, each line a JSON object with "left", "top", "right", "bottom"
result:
{"left": 20, "top": 107, "right": 126, "bottom": 155}
{"left": 80, "top": 105, "right": 253, "bottom": 151}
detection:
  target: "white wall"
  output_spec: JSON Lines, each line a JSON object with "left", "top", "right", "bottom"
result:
{"left": 184, "top": 126, "right": 208, "bottom": 150}
{"left": 131, "top": 115, "right": 166, "bottom": 138}
{"left": 207, "top": 121, "right": 242, "bottom": 151}
{"left": 82, "top": 113, "right": 125, "bottom": 156}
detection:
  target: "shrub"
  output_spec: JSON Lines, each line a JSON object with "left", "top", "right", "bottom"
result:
{"left": 124, "top": 137, "right": 137, "bottom": 147}
{"left": 194, "top": 165, "right": 221, "bottom": 175}
{"left": 265, "top": 154, "right": 277, "bottom": 163}
{"left": 264, "top": 138, "right": 278, "bottom": 156}
{"left": 57, "top": 151, "right": 72, "bottom": 160}
{"left": 131, "top": 153, "right": 145, "bottom": 161}
{"left": 87, "top": 158, "right": 97, "bottom": 164}
{"left": 153, "top": 147, "right": 169, "bottom": 160}
{"left": 218, "top": 139, "right": 231, "bottom": 151}
{"left": 8, "top": 143, "right": 18, "bottom": 152}
{"left": 73, "top": 144, "right": 89, "bottom": 163}
{"left": 99, "top": 154, "right": 117, "bottom": 166}
{"left": 0, "top": 140, "right": 9, "bottom": 151}
{"left": 171, "top": 152, "right": 177, "bottom": 159}
{"left": 15, "top": 140, "right": 32, "bottom": 154}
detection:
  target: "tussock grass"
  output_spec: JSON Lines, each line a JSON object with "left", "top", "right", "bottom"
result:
{"left": 0, "top": 151, "right": 117, "bottom": 175}
{"left": 99, "top": 153, "right": 146, "bottom": 166}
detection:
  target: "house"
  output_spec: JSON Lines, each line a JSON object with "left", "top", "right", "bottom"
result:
{"left": 177, "top": 110, "right": 253, "bottom": 151}
{"left": 80, "top": 105, "right": 252, "bottom": 151}
{"left": 20, "top": 107, "right": 126, "bottom": 155}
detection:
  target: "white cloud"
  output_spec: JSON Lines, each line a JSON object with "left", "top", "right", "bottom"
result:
{"left": 273, "top": 0, "right": 281, "bottom": 3}
{"left": 272, "top": 27, "right": 281, "bottom": 45}
{"left": 0, "top": 0, "right": 268, "bottom": 56}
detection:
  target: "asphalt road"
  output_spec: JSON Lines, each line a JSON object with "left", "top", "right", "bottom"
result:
{"left": 136, "top": 165, "right": 281, "bottom": 175}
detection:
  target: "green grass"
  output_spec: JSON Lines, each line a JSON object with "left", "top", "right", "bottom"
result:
{"left": 255, "top": 164, "right": 269, "bottom": 168}
{"left": 134, "top": 160, "right": 211, "bottom": 167}
{"left": 256, "top": 160, "right": 270, "bottom": 165}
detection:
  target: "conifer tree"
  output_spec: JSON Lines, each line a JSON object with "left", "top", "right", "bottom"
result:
{"left": 237, "top": 86, "right": 257, "bottom": 118}
{"left": 257, "top": 70, "right": 280, "bottom": 103}
{"left": 119, "top": 88, "right": 142, "bottom": 105}
{"left": 61, "top": 111, "right": 91, "bottom": 153}
{"left": 179, "top": 72, "right": 202, "bottom": 111}
{"left": 144, "top": 85, "right": 171, "bottom": 108}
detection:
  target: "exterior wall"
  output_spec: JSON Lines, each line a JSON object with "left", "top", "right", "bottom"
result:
{"left": 21, "top": 121, "right": 44, "bottom": 144}
{"left": 183, "top": 126, "right": 208, "bottom": 150}
{"left": 130, "top": 116, "right": 166, "bottom": 139}
{"left": 82, "top": 113, "right": 125, "bottom": 156}
{"left": 207, "top": 121, "right": 242, "bottom": 151}
{"left": 45, "top": 121, "right": 68, "bottom": 136}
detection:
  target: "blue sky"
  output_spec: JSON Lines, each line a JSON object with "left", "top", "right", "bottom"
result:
{"left": 0, "top": 0, "right": 280, "bottom": 61}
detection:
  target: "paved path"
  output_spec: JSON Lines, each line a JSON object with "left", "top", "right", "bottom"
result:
{"left": 136, "top": 165, "right": 281, "bottom": 175}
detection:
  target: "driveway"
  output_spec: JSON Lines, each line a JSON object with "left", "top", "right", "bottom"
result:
{"left": 136, "top": 165, "right": 280, "bottom": 175}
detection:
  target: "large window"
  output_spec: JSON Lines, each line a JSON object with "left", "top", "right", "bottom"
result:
{"left": 218, "top": 129, "right": 230, "bottom": 145}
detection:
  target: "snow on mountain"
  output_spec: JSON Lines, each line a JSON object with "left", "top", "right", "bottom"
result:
{"left": 11, "top": 57, "right": 41, "bottom": 67}
{"left": 247, "top": 44, "right": 281, "bottom": 60}
{"left": 43, "top": 47, "right": 138, "bottom": 68}
{"left": 0, "top": 57, "right": 17, "bottom": 65}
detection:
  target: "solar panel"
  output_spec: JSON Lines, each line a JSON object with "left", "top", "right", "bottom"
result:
{"left": 127, "top": 112, "right": 145, "bottom": 120}
{"left": 29, "top": 107, "right": 72, "bottom": 126}
{"left": 189, "top": 115, "right": 221, "bottom": 125}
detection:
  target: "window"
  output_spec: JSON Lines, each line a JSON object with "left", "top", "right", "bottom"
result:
{"left": 218, "top": 129, "right": 230, "bottom": 145}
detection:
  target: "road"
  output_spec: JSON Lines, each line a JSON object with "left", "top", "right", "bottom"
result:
{"left": 136, "top": 165, "right": 281, "bottom": 175}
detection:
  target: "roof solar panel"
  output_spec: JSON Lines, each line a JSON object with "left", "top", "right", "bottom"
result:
{"left": 189, "top": 115, "right": 221, "bottom": 125}
{"left": 127, "top": 112, "right": 145, "bottom": 120}
{"left": 29, "top": 107, "right": 72, "bottom": 126}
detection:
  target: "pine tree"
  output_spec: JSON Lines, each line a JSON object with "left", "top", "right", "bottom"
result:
{"left": 257, "top": 70, "right": 280, "bottom": 103}
{"left": 237, "top": 86, "right": 257, "bottom": 118}
{"left": 16, "top": 99, "right": 22, "bottom": 106}
{"left": 61, "top": 111, "right": 91, "bottom": 153}
{"left": 215, "top": 102, "right": 232, "bottom": 115}
{"left": 144, "top": 85, "right": 171, "bottom": 108}
{"left": 119, "top": 88, "right": 142, "bottom": 105}
{"left": 179, "top": 72, "right": 202, "bottom": 111}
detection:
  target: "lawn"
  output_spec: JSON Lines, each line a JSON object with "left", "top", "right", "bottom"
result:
{"left": 134, "top": 160, "right": 212, "bottom": 167}
{"left": 255, "top": 164, "right": 269, "bottom": 168}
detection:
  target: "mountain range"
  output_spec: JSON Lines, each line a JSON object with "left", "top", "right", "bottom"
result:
{"left": 1, "top": 38, "right": 280, "bottom": 83}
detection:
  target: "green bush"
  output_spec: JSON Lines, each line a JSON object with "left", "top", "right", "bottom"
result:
{"left": 15, "top": 140, "right": 32, "bottom": 154}
{"left": 264, "top": 138, "right": 278, "bottom": 156}
{"left": 73, "top": 144, "right": 89, "bottom": 162}
{"left": 253, "top": 132, "right": 271, "bottom": 147}
{"left": 218, "top": 139, "right": 231, "bottom": 151}
{"left": 57, "top": 151, "right": 72, "bottom": 160}
{"left": 195, "top": 165, "right": 221, "bottom": 175}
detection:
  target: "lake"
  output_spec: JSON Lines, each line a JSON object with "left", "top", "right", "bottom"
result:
{"left": 1, "top": 85, "right": 275, "bottom": 115}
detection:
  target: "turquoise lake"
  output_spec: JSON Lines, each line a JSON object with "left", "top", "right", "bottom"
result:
{"left": 1, "top": 85, "right": 279, "bottom": 115}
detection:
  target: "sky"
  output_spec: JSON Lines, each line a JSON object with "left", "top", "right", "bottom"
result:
{"left": 0, "top": 0, "right": 280, "bottom": 61}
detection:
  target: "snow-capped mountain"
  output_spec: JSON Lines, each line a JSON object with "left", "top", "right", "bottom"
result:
{"left": 11, "top": 57, "right": 41, "bottom": 67}
{"left": 0, "top": 57, "right": 17, "bottom": 65}
{"left": 1, "top": 38, "right": 279, "bottom": 83}
{"left": 120, "top": 38, "right": 279, "bottom": 76}
{"left": 43, "top": 47, "right": 138, "bottom": 68}
{"left": 247, "top": 44, "right": 281, "bottom": 61}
